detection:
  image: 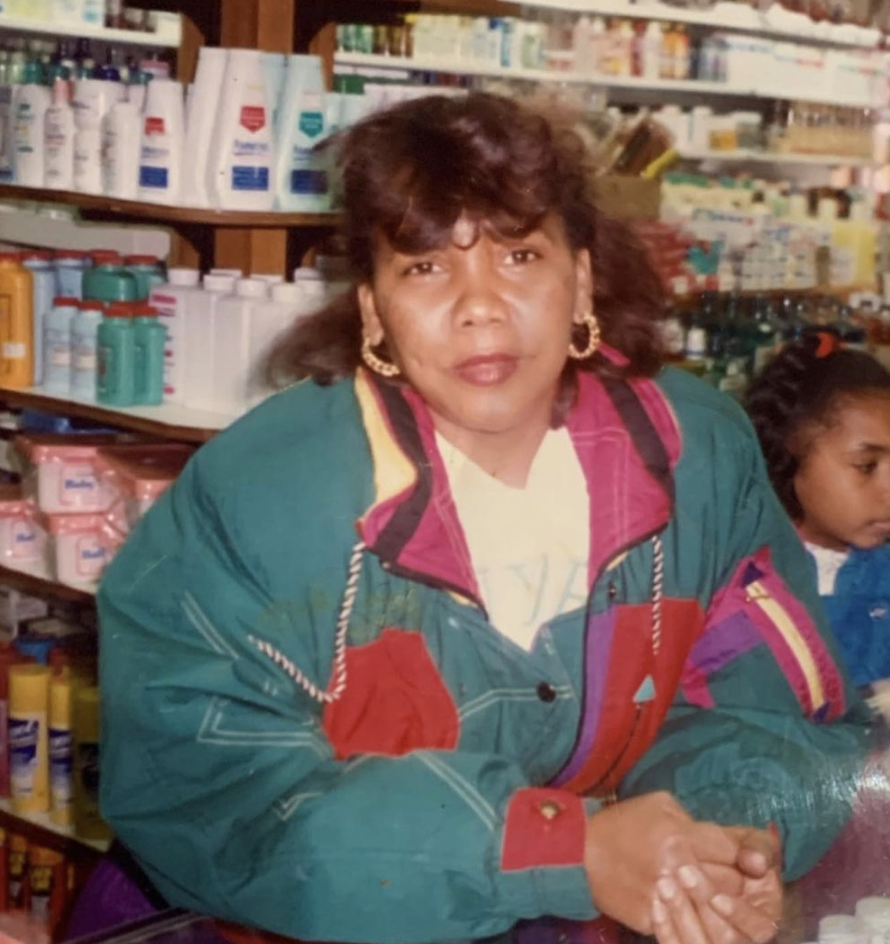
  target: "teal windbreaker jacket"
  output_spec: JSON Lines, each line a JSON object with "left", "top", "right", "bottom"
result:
{"left": 98, "top": 360, "right": 872, "bottom": 944}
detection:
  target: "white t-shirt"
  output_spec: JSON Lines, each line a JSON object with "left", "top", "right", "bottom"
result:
{"left": 436, "top": 427, "right": 590, "bottom": 651}
{"left": 805, "top": 541, "right": 850, "bottom": 596}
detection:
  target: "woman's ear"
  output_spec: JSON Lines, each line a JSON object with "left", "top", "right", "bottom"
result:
{"left": 573, "top": 249, "right": 594, "bottom": 325}
{"left": 357, "top": 283, "right": 385, "bottom": 345}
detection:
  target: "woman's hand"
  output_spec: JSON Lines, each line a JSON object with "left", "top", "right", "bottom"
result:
{"left": 650, "top": 825, "right": 783, "bottom": 944}
{"left": 583, "top": 791, "right": 740, "bottom": 937}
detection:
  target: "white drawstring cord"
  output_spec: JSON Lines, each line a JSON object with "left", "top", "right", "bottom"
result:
{"left": 248, "top": 540, "right": 366, "bottom": 705}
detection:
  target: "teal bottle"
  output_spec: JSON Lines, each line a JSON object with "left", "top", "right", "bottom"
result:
{"left": 133, "top": 304, "right": 166, "bottom": 405}
{"left": 124, "top": 255, "right": 166, "bottom": 301}
{"left": 83, "top": 253, "right": 138, "bottom": 304}
{"left": 97, "top": 302, "right": 136, "bottom": 406}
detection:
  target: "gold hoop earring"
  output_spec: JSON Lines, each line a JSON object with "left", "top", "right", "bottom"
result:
{"left": 361, "top": 337, "right": 400, "bottom": 378}
{"left": 568, "top": 309, "right": 601, "bottom": 360}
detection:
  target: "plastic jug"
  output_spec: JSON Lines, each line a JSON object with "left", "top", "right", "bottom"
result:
{"left": 0, "top": 254, "right": 34, "bottom": 390}
{"left": 97, "top": 301, "right": 136, "bottom": 406}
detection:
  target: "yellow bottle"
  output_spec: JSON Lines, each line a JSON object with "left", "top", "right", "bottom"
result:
{"left": 73, "top": 686, "right": 113, "bottom": 842}
{"left": 49, "top": 677, "right": 73, "bottom": 827}
{"left": 9, "top": 664, "right": 50, "bottom": 815}
{"left": 0, "top": 254, "right": 34, "bottom": 390}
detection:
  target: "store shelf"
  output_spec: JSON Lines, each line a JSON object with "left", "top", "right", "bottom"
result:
{"left": 0, "top": 797, "right": 109, "bottom": 856}
{"left": 514, "top": 0, "right": 882, "bottom": 49}
{"left": 0, "top": 387, "right": 235, "bottom": 444}
{"left": 0, "top": 10, "right": 181, "bottom": 48}
{"left": 0, "top": 565, "right": 95, "bottom": 605}
{"left": 335, "top": 52, "right": 883, "bottom": 107}
{"left": 0, "top": 185, "right": 339, "bottom": 229}
{"left": 677, "top": 147, "right": 881, "bottom": 168}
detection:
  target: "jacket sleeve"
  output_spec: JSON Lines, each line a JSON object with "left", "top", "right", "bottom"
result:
{"left": 619, "top": 406, "right": 874, "bottom": 881}
{"left": 98, "top": 460, "right": 597, "bottom": 944}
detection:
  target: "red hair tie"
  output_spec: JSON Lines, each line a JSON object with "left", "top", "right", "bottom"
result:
{"left": 815, "top": 331, "right": 844, "bottom": 358}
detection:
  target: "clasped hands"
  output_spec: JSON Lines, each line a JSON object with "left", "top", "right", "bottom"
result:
{"left": 585, "top": 791, "right": 783, "bottom": 944}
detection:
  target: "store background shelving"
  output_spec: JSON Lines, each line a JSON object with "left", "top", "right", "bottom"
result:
{"left": 0, "top": 565, "right": 94, "bottom": 605}
{"left": 675, "top": 148, "right": 881, "bottom": 168}
{"left": 0, "top": 9, "right": 182, "bottom": 47}
{"left": 0, "top": 798, "right": 109, "bottom": 856}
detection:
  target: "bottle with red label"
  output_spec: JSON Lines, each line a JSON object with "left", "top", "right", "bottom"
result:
{"left": 137, "top": 78, "right": 184, "bottom": 206}
{"left": 207, "top": 49, "right": 275, "bottom": 211}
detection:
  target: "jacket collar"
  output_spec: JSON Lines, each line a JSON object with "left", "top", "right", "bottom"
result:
{"left": 355, "top": 348, "right": 681, "bottom": 609}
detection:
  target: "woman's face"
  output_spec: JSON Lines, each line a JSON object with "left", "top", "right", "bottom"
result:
{"left": 358, "top": 213, "right": 592, "bottom": 445}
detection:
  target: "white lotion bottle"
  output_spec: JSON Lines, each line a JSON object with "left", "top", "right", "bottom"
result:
{"left": 44, "top": 78, "right": 75, "bottom": 191}
{"left": 138, "top": 78, "right": 185, "bottom": 205}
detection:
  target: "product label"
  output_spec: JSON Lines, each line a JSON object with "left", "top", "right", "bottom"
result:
{"left": 73, "top": 344, "right": 96, "bottom": 373}
{"left": 290, "top": 169, "right": 328, "bottom": 196}
{"left": 139, "top": 165, "right": 169, "bottom": 189}
{"left": 3, "top": 342, "right": 25, "bottom": 359}
{"left": 47, "top": 336, "right": 71, "bottom": 368}
{"left": 144, "top": 116, "right": 165, "bottom": 137}
{"left": 59, "top": 463, "right": 97, "bottom": 508}
{"left": 10, "top": 521, "right": 37, "bottom": 560}
{"left": 240, "top": 105, "right": 266, "bottom": 134}
{"left": 232, "top": 166, "right": 269, "bottom": 192}
{"left": 49, "top": 727, "right": 73, "bottom": 807}
{"left": 75, "top": 535, "right": 107, "bottom": 578}
{"left": 9, "top": 715, "right": 41, "bottom": 797}
{"left": 298, "top": 109, "right": 324, "bottom": 139}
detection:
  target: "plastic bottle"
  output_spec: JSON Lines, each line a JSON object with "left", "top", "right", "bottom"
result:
{"left": 275, "top": 55, "right": 329, "bottom": 213}
{"left": 48, "top": 675, "right": 72, "bottom": 827}
{"left": 0, "top": 80, "right": 16, "bottom": 185}
{"left": 72, "top": 78, "right": 123, "bottom": 194}
{"left": 20, "top": 251, "right": 54, "bottom": 386}
{"left": 44, "top": 77, "right": 75, "bottom": 191}
{"left": 0, "top": 644, "right": 21, "bottom": 798}
{"left": 207, "top": 49, "right": 275, "bottom": 211}
{"left": 246, "top": 280, "right": 324, "bottom": 408}
{"left": 101, "top": 99, "right": 140, "bottom": 199}
{"left": 213, "top": 278, "right": 270, "bottom": 415}
{"left": 643, "top": 21, "right": 663, "bottom": 81}
{"left": 0, "top": 253, "right": 34, "bottom": 390}
{"left": 263, "top": 52, "right": 287, "bottom": 131}
{"left": 8, "top": 664, "right": 50, "bottom": 815}
{"left": 182, "top": 272, "right": 235, "bottom": 411}
{"left": 43, "top": 296, "right": 78, "bottom": 392}
{"left": 124, "top": 255, "right": 165, "bottom": 300}
{"left": 97, "top": 301, "right": 136, "bottom": 406}
{"left": 181, "top": 47, "right": 227, "bottom": 208}
{"left": 70, "top": 299, "right": 104, "bottom": 398}
{"left": 13, "top": 62, "right": 51, "bottom": 188}
{"left": 82, "top": 256, "right": 137, "bottom": 303}
{"left": 52, "top": 0, "right": 89, "bottom": 26}
{"left": 138, "top": 78, "right": 185, "bottom": 205}
{"left": 73, "top": 685, "right": 112, "bottom": 842}
{"left": 148, "top": 267, "right": 200, "bottom": 403}
{"left": 53, "top": 249, "right": 88, "bottom": 298}
{"left": 133, "top": 303, "right": 165, "bottom": 405}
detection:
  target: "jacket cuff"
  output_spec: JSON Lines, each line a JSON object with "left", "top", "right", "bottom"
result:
{"left": 495, "top": 788, "right": 598, "bottom": 921}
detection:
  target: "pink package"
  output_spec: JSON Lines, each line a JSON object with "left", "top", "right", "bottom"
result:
{"left": 43, "top": 513, "right": 122, "bottom": 588}
{"left": 0, "top": 486, "right": 49, "bottom": 578}
{"left": 16, "top": 435, "right": 120, "bottom": 515}
{"left": 96, "top": 444, "right": 193, "bottom": 528}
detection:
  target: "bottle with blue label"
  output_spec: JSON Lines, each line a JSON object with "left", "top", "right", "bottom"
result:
{"left": 44, "top": 296, "right": 79, "bottom": 392}
{"left": 97, "top": 301, "right": 136, "bottom": 406}
{"left": 9, "top": 663, "right": 50, "bottom": 815}
{"left": 207, "top": 49, "right": 274, "bottom": 211}
{"left": 70, "top": 300, "right": 104, "bottom": 399}
{"left": 20, "top": 251, "right": 56, "bottom": 386}
{"left": 138, "top": 78, "right": 184, "bottom": 206}
{"left": 275, "top": 55, "right": 330, "bottom": 212}
{"left": 133, "top": 303, "right": 165, "bottom": 405}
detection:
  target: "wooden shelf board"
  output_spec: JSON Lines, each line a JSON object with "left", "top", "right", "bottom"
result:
{"left": 0, "top": 185, "right": 339, "bottom": 229}
{"left": 0, "top": 10, "right": 181, "bottom": 48}
{"left": 0, "top": 565, "right": 95, "bottom": 606}
{"left": 678, "top": 148, "right": 881, "bottom": 168}
{"left": 0, "top": 798, "right": 109, "bottom": 856}
{"left": 0, "top": 387, "right": 235, "bottom": 444}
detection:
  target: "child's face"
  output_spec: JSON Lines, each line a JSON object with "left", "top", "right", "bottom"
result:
{"left": 794, "top": 393, "right": 890, "bottom": 551}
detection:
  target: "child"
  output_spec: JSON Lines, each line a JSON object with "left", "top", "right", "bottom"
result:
{"left": 746, "top": 331, "right": 890, "bottom": 688}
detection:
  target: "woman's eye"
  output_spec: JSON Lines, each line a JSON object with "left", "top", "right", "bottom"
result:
{"left": 506, "top": 248, "right": 540, "bottom": 266}
{"left": 854, "top": 462, "right": 878, "bottom": 476}
{"left": 403, "top": 261, "right": 438, "bottom": 276}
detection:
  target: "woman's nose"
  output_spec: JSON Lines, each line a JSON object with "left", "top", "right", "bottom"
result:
{"left": 453, "top": 280, "right": 510, "bottom": 328}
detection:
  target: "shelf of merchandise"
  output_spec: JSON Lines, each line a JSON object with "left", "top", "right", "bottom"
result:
{"left": 334, "top": 52, "right": 883, "bottom": 108}
{"left": 0, "top": 387, "right": 235, "bottom": 444}
{"left": 0, "top": 10, "right": 181, "bottom": 48}
{"left": 0, "top": 185, "right": 339, "bottom": 229}
{"left": 0, "top": 564, "right": 95, "bottom": 605}
{"left": 513, "top": 0, "right": 882, "bottom": 50}
{"left": 677, "top": 148, "right": 882, "bottom": 168}
{"left": 0, "top": 797, "right": 109, "bottom": 856}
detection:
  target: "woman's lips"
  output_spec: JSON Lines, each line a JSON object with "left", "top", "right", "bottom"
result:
{"left": 453, "top": 354, "right": 519, "bottom": 386}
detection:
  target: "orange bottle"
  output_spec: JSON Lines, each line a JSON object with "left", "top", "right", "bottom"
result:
{"left": 0, "top": 254, "right": 33, "bottom": 390}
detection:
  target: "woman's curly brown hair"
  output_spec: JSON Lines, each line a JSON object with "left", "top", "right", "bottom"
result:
{"left": 267, "top": 91, "right": 664, "bottom": 387}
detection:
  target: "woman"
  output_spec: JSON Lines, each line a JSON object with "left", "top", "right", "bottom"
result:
{"left": 98, "top": 93, "right": 871, "bottom": 944}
